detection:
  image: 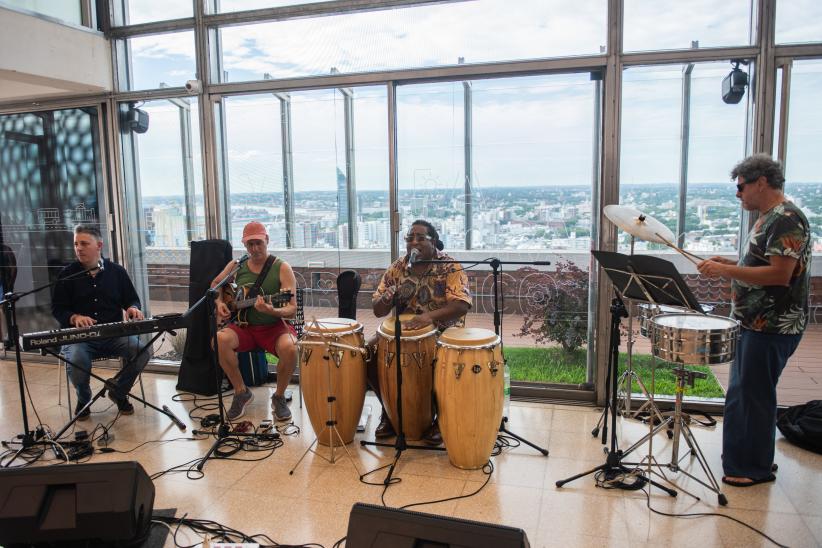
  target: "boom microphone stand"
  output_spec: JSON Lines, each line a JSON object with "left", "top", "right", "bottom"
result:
{"left": 360, "top": 294, "right": 444, "bottom": 486}
{"left": 1, "top": 262, "right": 104, "bottom": 463}
{"left": 193, "top": 257, "right": 271, "bottom": 472}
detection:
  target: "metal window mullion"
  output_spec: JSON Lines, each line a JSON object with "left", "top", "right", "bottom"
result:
{"left": 169, "top": 98, "right": 197, "bottom": 241}
{"left": 463, "top": 80, "right": 472, "bottom": 250}
{"left": 677, "top": 63, "right": 694, "bottom": 249}
{"left": 342, "top": 88, "right": 358, "bottom": 249}
{"left": 586, "top": 71, "right": 603, "bottom": 387}
{"left": 388, "top": 82, "right": 399, "bottom": 260}
{"left": 776, "top": 61, "right": 792, "bottom": 173}
{"left": 593, "top": 0, "right": 624, "bottom": 407}
{"left": 277, "top": 94, "right": 296, "bottom": 248}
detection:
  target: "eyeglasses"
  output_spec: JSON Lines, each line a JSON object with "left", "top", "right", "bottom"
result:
{"left": 736, "top": 180, "right": 755, "bottom": 193}
{"left": 404, "top": 233, "right": 432, "bottom": 243}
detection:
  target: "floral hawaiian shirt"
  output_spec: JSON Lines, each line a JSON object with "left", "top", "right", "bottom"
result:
{"left": 732, "top": 200, "right": 811, "bottom": 334}
{"left": 373, "top": 250, "right": 472, "bottom": 330}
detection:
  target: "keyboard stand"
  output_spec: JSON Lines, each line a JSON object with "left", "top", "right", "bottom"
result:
{"left": 46, "top": 328, "right": 187, "bottom": 444}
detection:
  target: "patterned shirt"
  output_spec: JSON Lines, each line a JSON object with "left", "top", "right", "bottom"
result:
{"left": 732, "top": 200, "right": 811, "bottom": 334}
{"left": 373, "top": 250, "right": 472, "bottom": 330}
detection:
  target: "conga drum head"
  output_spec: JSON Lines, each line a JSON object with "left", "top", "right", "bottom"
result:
{"left": 378, "top": 314, "right": 437, "bottom": 339}
{"left": 438, "top": 327, "right": 499, "bottom": 348}
{"left": 304, "top": 317, "right": 362, "bottom": 337}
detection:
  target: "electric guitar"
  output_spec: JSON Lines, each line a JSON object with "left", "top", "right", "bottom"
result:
{"left": 220, "top": 286, "right": 294, "bottom": 327}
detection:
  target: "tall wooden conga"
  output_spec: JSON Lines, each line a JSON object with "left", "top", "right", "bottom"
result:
{"left": 376, "top": 314, "right": 438, "bottom": 441}
{"left": 434, "top": 327, "right": 503, "bottom": 469}
{"left": 299, "top": 318, "right": 366, "bottom": 446}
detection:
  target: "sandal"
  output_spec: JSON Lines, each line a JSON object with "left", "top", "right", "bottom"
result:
{"left": 721, "top": 473, "right": 776, "bottom": 487}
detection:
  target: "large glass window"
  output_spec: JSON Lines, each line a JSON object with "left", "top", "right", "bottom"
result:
{"left": 780, "top": 59, "right": 822, "bottom": 252}
{"left": 620, "top": 62, "right": 749, "bottom": 255}
{"left": 219, "top": 86, "right": 390, "bottom": 328}
{"left": 776, "top": 0, "right": 822, "bottom": 44}
{"left": 623, "top": 0, "right": 753, "bottom": 52}
{"left": 397, "top": 73, "right": 598, "bottom": 388}
{"left": 4, "top": 0, "right": 83, "bottom": 26}
{"left": 0, "top": 107, "right": 107, "bottom": 339}
{"left": 216, "top": 0, "right": 606, "bottom": 82}
{"left": 120, "top": 98, "right": 206, "bottom": 362}
{"left": 118, "top": 31, "right": 196, "bottom": 91}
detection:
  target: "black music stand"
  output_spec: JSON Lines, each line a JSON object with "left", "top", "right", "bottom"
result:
{"left": 555, "top": 250, "right": 698, "bottom": 495}
{"left": 192, "top": 258, "right": 273, "bottom": 472}
{"left": 360, "top": 295, "right": 445, "bottom": 486}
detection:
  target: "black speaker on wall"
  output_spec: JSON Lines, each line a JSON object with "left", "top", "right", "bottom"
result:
{"left": 176, "top": 239, "right": 233, "bottom": 396}
{"left": 346, "top": 502, "right": 530, "bottom": 548}
{"left": 0, "top": 461, "right": 155, "bottom": 546}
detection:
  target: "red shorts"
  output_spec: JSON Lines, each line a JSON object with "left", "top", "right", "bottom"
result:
{"left": 225, "top": 321, "right": 297, "bottom": 356}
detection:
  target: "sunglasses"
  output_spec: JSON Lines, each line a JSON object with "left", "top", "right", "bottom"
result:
{"left": 404, "top": 233, "right": 432, "bottom": 243}
{"left": 736, "top": 180, "right": 756, "bottom": 193}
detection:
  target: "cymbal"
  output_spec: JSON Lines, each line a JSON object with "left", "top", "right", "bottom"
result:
{"left": 603, "top": 204, "right": 675, "bottom": 245}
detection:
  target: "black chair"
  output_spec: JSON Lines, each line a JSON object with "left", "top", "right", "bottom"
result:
{"left": 336, "top": 270, "right": 361, "bottom": 320}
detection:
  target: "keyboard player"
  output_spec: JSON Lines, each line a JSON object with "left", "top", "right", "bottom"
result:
{"left": 51, "top": 224, "right": 149, "bottom": 421}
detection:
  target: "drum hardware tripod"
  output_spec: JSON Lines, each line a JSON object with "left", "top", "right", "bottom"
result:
{"left": 361, "top": 295, "right": 445, "bottom": 486}
{"left": 417, "top": 257, "right": 551, "bottom": 456}
{"left": 193, "top": 257, "right": 273, "bottom": 472}
{"left": 592, "top": 299, "right": 666, "bottom": 442}
{"left": 622, "top": 362, "right": 728, "bottom": 506}
{"left": 1, "top": 264, "right": 187, "bottom": 467}
{"left": 555, "top": 295, "right": 677, "bottom": 496}
{"left": 290, "top": 318, "right": 365, "bottom": 475}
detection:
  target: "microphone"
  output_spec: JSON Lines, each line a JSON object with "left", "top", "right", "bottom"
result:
{"left": 236, "top": 254, "right": 250, "bottom": 265}
{"left": 406, "top": 248, "right": 419, "bottom": 271}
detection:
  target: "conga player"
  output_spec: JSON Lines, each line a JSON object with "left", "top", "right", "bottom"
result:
{"left": 369, "top": 220, "right": 472, "bottom": 444}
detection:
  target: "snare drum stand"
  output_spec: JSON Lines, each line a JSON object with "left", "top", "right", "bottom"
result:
{"left": 290, "top": 318, "right": 363, "bottom": 475}
{"left": 360, "top": 295, "right": 444, "bottom": 486}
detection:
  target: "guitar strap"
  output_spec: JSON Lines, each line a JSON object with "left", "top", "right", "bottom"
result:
{"left": 248, "top": 255, "right": 276, "bottom": 299}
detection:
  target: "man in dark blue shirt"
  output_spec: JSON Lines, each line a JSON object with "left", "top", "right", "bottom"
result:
{"left": 51, "top": 224, "right": 149, "bottom": 420}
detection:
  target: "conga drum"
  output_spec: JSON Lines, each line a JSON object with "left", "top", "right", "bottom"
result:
{"left": 434, "top": 327, "right": 504, "bottom": 470}
{"left": 299, "top": 318, "right": 366, "bottom": 446}
{"left": 376, "top": 314, "right": 438, "bottom": 441}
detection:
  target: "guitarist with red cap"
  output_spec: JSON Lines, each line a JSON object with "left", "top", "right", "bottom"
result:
{"left": 212, "top": 221, "right": 298, "bottom": 421}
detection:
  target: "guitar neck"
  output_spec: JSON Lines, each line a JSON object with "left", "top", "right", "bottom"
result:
{"left": 232, "top": 291, "right": 293, "bottom": 311}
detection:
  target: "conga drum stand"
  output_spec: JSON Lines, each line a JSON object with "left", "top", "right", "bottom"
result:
{"left": 290, "top": 326, "right": 364, "bottom": 476}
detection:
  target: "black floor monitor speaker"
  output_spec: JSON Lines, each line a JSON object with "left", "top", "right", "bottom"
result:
{"left": 346, "top": 503, "right": 530, "bottom": 548}
{"left": 177, "top": 239, "right": 233, "bottom": 395}
{"left": 0, "top": 461, "right": 155, "bottom": 546}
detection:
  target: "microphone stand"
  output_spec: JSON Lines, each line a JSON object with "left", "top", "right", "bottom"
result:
{"left": 415, "top": 257, "right": 550, "bottom": 456}
{"left": 1, "top": 262, "right": 103, "bottom": 463}
{"left": 193, "top": 257, "right": 270, "bottom": 472}
{"left": 359, "top": 292, "right": 444, "bottom": 486}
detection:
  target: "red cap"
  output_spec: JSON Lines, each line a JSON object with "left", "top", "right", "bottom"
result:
{"left": 241, "top": 221, "right": 268, "bottom": 244}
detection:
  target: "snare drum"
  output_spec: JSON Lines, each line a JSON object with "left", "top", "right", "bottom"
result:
{"left": 637, "top": 303, "right": 715, "bottom": 337}
{"left": 434, "top": 327, "right": 504, "bottom": 470}
{"left": 649, "top": 313, "right": 739, "bottom": 366}
{"left": 299, "top": 318, "right": 366, "bottom": 446}
{"left": 376, "top": 314, "right": 438, "bottom": 441}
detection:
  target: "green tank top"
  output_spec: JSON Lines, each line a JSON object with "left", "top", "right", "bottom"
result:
{"left": 235, "top": 257, "right": 283, "bottom": 326}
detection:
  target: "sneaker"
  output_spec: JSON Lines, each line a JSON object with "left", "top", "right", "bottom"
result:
{"left": 375, "top": 412, "right": 395, "bottom": 438}
{"left": 227, "top": 389, "right": 254, "bottom": 421}
{"left": 108, "top": 392, "right": 134, "bottom": 415}
{"left": 74, "top": 401, "right": 91, "bottom": 422}
{"left": 271, "top": 394, "right": 292, "bottom": 422}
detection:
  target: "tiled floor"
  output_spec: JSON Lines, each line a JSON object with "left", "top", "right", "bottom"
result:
{"left": 2, "top": 360, "right": 821, "bottom": 547}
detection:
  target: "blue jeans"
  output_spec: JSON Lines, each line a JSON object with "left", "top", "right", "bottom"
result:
{"left": 61, "top": 336, "right": 150, "bottom": 404}
{"left": 722, "top": 328, "right": 801, "bottom": 479}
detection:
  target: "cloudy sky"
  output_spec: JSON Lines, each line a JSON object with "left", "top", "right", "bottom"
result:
{"left": 126, "top": 0, "right": 821, "bottom": 196}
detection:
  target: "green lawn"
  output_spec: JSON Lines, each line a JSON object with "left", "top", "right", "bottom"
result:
{"left": 504, "top": 346, "right": 725, "bottom": 398}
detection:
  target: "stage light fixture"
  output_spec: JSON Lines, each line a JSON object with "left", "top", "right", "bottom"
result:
{"left": 722, "top": 59, "right": 749, "bottom": 104}
{"left": 125, "top": 104, "right": 149, "bottom": 134}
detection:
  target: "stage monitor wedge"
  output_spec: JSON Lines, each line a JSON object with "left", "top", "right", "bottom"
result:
{"left": 0, "top": 461, "right": 155, "bottom": 546}
{"left": 346, "top": 502, "right": 530, "bottom": 548}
